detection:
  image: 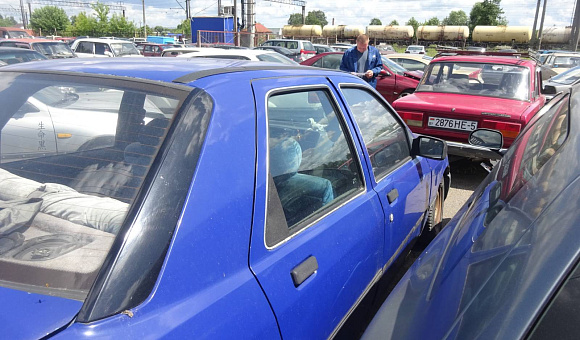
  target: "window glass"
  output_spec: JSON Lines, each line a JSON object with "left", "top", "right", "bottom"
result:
{"left": 94, "top": 43, "right": 110, "bottom": 55}
{"left": 0, "top": 72, "right": 187, "bottom": 299}
{"left": 266, "top": 89, "right": 363, "bottom": 242}
{"left": 312, "top": 57, "right": 322, "bottom": 67}
{"left": 76, "top": 42, "right": 93, "bottom": 54}
{"left": 341, "top": 87, "right": 410, "bottom": 180}
{"left": 402, "top": 59, "right": 425, "bottom": 72}
{"left": 321, "top": 54, "right": 342, "bottom": 70}
{"left": 256, "top": 53, "right": 295, "bottom": 64}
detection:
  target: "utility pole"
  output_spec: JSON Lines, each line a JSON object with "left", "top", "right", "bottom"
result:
{"left": 142, "top": 0, "right": 146, "bottom": 37}
{"left": 570, "top": 0, "right": 580, "bottom": 51}
{"left": 20, "top": 0, "right": 27, "bottom": 29}
{"left": 537, "top": 0, "right": 548, "bottom": 50}
{"left": 531, "top": 0, "right": 541, "bottom": 47}
{"left": 301, "top": 5, "right": 305, "bottom": 24}
{"left": 246, "top": 0, "right": 255, "bottom": 47}
{"left": 233, "top": 0, "right": 238, "bottom": 46}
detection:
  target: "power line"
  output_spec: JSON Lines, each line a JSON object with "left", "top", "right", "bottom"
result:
{"left": 27, "top": 0, "right": 126, "bottom": 11}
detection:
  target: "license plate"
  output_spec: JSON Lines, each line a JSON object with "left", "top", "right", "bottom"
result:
{"left": 428, "top": 117, "right": 478, "bottom": 131}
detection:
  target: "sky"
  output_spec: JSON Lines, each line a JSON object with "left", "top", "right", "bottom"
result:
{"left": 0, "top": 0, "right": 577, "bottom": 30}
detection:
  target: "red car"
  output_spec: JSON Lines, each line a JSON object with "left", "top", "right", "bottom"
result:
{"left": 137, "top": 43, "right": 176, "bottom": 57}
{"left": 393, "top": 55, "right": 546, "bottom": 159}
{"left": 300, "top": 51, "right": 422, "bottom": 103}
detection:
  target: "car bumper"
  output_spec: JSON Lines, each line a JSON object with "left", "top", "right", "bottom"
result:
{"left": 447, "top": 141, "right": 506, "bottom": 160}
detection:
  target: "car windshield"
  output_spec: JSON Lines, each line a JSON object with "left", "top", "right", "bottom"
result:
{"left": 408, "top": 46, "right": 423, "bottom": 51}
{"left": 382, "top": 56, "right": 407, "bottom": 75}
{"left": 32, "top": 42, "right": 75, "bottom": 58}
{"left": 110, "top": 42, "right": 141, "bottom": 56}
{"left": 417, "top": 61, "right": 530, "bottom": 101}
{"left": 549, "top": 65, "right": 580, "bottom": 85}
{"left": 6, "top": 31, "right": 32, "bottom": 38}
{"left": 0, "top": 50, "right": 47, "bottom": 63}
{"left": 553, "top": 56, "right": 580, "bottom": 68}
{"left": 256, "top": 53, "right": 297, "bottom": 64}
{"left": 0, "top": 71, "right": 188, "bottom": 299}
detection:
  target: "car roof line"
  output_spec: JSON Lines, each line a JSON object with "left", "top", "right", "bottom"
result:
{"left": 172, "top": 65, "right": 311, "bottom": 83}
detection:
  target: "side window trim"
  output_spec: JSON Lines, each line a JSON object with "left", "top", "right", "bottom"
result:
{"left": 263, "top": 84, "right": 367, "bottom": 249}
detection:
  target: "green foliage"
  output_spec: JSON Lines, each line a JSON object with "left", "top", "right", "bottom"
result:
{"left": 0, "top": 15, "right": 17, "bottom": 27}
{"left": 71, "top": 11, "right": 97, "bottom": 36}
{"left": 30, "top": 6, "right": 70, "bottom": 34}
{"left": 423, "top": 17, "right": 440, "bottom": 26}
{"left": 109, "top": 13, "right": 136, "bottom": 36}
{"left": 305, "top": 10, "right": 327, "bottom": 26}
{"left": 389, "top": 20, "right": 399, "bottom": 25}
{"left": 176, "top": 19, "right": 191, "bottom": 34}
{"left": 442, "top": 10, "right": 469, "bottom": 26}
{"left": 288, "top": 13, "right": 303, "bottom": 25}
{"left": 91, "top": 2, "right": 110, "bottom": 23}
{"left": 154, "top": 26, "right": 165, "bottom": 34}
{"left": 406, "top": 17, "right": 420, "bottom": 38}
{"left": 369, "top": 18, "right": 382, "bottom": 25}
{"left": 469, "top": 0, "right": 508, "bottom": 32}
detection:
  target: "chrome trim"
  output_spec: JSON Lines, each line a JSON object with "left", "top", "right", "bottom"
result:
{"left": 261, "top": 83, "right": 368, "bottom": 250}
{"left": 328, "top": 270, "right": 383, "bottom": 340}
{"left": 447, "top": 141, "right": 507, "bottom": 160}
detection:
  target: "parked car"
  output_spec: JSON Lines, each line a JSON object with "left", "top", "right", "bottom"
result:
{"left": 543, "top": 65, "right": 580, "bottom": 99}
{"left": 393, "top": 55, "right": 546, "bottom": 159}
{"left": 385, "top": 53, "right": 433, "bottom": 72}
{"left": 0, "top": 27, "right": 33, "bottom": 39}
{"left": 177, "top": 48, "right": 298, "bottom": 64}
{"left": 0, "top": 46, "right": 47, "bottom": 65}
{"left": 378, "top": 44, "right": 396, "bottom": 54}
{"left": 330, "top": 44, "right": 353, "bottom": 52}
{"left": 137, "top": 43, "right": 175, "bottom": 57}
{"left": 0, "top": 39, "right": 76, "bottom": 59}
{"left": 405, "top": 45, "right": 426, "bottom": 54}
{"left": 161, "top": 47, "right": 205, "bottom": 57}
{"left": 542, "top": 53, "right": 580, "bottom": 74}
{"left": 71, "top": 38, "right": 142, "bottom": 57}
{"left": 300, "top": 51, "right": 423, "bottom": 103}
{"left": 0, "top": 58, "right": 449, "bottom": 339}
{"left": 313, "top": 43, "right": 335, "bottom": 54}
{"left": 253, "top": 45, "right": 301, "bottom": 62}
{"left": 261, "top": 39, "right": 316, "bottom": 61}
{"left": 363, "top": 86, "right": 578, "bottom": 340}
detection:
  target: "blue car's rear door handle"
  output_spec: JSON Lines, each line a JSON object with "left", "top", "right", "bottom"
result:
{"left": 291, "top": 256, "right": 318, "bottom": 287}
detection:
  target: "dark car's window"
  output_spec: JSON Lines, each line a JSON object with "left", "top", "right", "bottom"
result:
{"left": 0, "top": 72, "right": 189, "bottom": 299}
{"left": 0, "top": 50, "right": 47, "bottom": 63}
{"left": 400, "top": 58, "right": 426, "bottom": 72}
{"left": 76, "top": 41, "right": 93, "bottom": 54}
{"left": 382, "top": 56, "right": 406, "bottom": 75}
{"left": 266, "top": 89, "right": 364, "bottom": 246}
{"left": 341, "top": 87, "right": 411, "bottom": 181}
{"left": 303, "top": 41, "right": 315, "bottom": 51}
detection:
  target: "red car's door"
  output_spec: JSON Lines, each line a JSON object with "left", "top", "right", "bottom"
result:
{"left": 376, "top": 65, "right": 397, "bottom": 103}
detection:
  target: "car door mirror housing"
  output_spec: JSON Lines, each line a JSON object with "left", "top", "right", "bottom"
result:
{"left": 380, "top": 69, "right": 391, "bottom": 77}
{"left": 412, "top": 135, "right": 447, "bottom": 160}
{"left": 469, "top": 129, "right": 503, "bottom": 149}
{"left": 543, "top": 84, "right": 558, "bottom": 95}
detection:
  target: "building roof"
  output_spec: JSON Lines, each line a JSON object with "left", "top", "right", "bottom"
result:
{"left": 255, "top": 23, "right": 272, "bottom": 33}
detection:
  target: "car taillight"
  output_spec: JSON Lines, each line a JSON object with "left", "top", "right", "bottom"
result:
{"left": 481, "top": 120, "right": 521, "bottom": 139}
{"left": 419, "top": 51, "right": 425, "bottom": 54}
{"left": 398, "top": 111, "right": 423, "bottom": 127}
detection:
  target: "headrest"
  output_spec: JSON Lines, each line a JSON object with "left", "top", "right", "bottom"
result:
{"left": 124, "top": 118, "right": 170, "bottom": 166}
{"left": 270, "top": 138, "right": 302, "bottom": 178}
{"left": 139, "top": 118, "right": 170, "bottom": 146}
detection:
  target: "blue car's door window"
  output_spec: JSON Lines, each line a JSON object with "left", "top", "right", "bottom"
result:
{"left": 340, "top": 87, "right": 411, "bottom": 181}
{"left": 266, "top": 89, "right": 364, "bottom": 243}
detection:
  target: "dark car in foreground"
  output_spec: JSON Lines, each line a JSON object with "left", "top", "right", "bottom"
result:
{"left": 364, "top": 85, "right": 579, "bottom": 339}
{"left": 0, "top": 46, "right": 47, "bottom": 65}
{"left": 300, "top": 51, "right": 423, "bottom": 103}
{"left": 0, "top": 58, "right": 449, "bottom": 338}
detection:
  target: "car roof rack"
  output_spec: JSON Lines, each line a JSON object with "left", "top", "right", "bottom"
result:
{"left": 435, "top": 49, "right": 529, "bottom": 59}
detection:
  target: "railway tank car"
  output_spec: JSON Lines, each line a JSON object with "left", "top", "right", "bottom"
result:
{"left": 282, "top": 25, "right": 323, "bottom": 38}
{"left": 472, "top": 26, "right": 532, "bottom": 44}
{"left": 367, "top": 25, "right": 414, "bottom": 42}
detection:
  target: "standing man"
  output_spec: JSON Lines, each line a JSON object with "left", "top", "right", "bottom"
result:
{"left": 340, "top": 34, "right": 383, "bottom": 88}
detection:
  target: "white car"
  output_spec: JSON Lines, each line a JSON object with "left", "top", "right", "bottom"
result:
{"left": 71, "top": 38, "right": 143, "bottom": 58}
{"left": 405, "top": 45, "right": 426, "bottom": 54}
{"left": 176, "top": 48, "right": 298, "bottom": 64}
{"left": 384, "top": 53, "right": 433, "bottom": 72}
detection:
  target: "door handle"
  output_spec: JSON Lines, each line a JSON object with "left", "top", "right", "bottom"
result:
{"left": 291, "top": 256, "right": 318, "bottom": 287}
{"left": 387, "top": 188, "right": 399, "bottom": 204}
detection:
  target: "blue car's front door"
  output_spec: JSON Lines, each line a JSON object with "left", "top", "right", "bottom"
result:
{"left": 337, "top": 84, "right": 430, "bottom": 268}
{"left": 249, "top": 76, "right": 385, "bottom": 339}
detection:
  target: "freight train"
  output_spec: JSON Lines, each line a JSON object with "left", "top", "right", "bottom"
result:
{"left": 281, "top": 24, "right": 576, "bottom": 48}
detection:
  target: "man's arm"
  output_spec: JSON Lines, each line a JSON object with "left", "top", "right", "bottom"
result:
{"left": 369, "top": 48, "right": 383, "bottom": 76}
{"left": 340, "top": 49, "right": 353, "bottom": 72}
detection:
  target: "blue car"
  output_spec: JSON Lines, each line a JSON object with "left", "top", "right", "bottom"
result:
{"left": 0, "top": 58, "right": 449, "bottom": 339}
{"left": 364, "top": 84, "right": 579, "bottom": 339}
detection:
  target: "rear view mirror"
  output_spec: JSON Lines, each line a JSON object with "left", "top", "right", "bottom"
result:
{"left": 380, "top": 69, "right": 391, "bottom": 77}
{"left": 469, "top": 129, "right": 503, "bottom": 149}
{"left": 412, "top": 136, "right": 447, "bottom": 160}
{"left": 542, "top": 84, "right": 558, "bottom": 95}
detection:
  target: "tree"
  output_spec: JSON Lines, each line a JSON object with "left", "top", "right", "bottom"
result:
{"left": 30, "top": 6, "right": 70, "bottom": 34}
{"left": 389, "top": 20, "right": 399, "bottom": 25}
{"left": 154, "top": 26, "right": 165, "bottom": 34}
{"left": 91, "top": 2, "right": 110, "bottom": 23}
{"left": 469, "top": 0, "right": 508, "bottom": 32}
{"left": 109, "top": 13, "right": 136, "bottom": 36}
{"left": 288, "top": 13, "right": 303, "bottom": 25}
{"left": 423, "top": 17, "right": 440, "bottom": 26}
{"left": 369, "top": 18, "right": 382, "bottom": 25}
{"left": 0, "top": 15, "right": 17, "bottom": 27}
{"left": 305, "top": 10, "right": 327, "bottom": 26}
{"left": 406, "top": 17, "right": 420, "bottom": 38}
{"left": 176, "top": 19, "right": 191, "bottom": 35}
{"left": 71, "top": 11, "right": 97, "bottom": 36}
{"left": 442, "top": 10, "right": 469, "bottom": 26}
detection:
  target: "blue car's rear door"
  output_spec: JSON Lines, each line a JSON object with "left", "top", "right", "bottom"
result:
{"left": 249, "top": 76, "right": 385, "bottom": 339}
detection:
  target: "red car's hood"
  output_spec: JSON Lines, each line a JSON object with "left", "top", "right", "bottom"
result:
{"left": 394, "top": 92, "right": 531, "bottom": 120}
